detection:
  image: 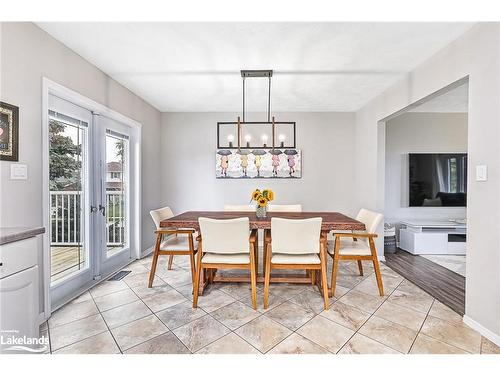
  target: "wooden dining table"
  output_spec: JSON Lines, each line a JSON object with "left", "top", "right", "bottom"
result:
{"left": 159, "top": 211, "right": 366, "bottom": 294}
{"left": 160, "top": 211, "right": 366, "bottom": 232}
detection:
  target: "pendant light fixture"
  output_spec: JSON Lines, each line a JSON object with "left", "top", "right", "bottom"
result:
{"left": 217, "top": 70, "right": 296, "bottom": 150}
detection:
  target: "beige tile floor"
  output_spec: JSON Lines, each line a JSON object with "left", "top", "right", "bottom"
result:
{"left": 42, "top": 250, "right": 500, "bottom": 354}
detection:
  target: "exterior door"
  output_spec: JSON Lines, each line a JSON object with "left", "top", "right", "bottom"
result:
{"left": 97, "top": 116, "right": 133, "bottom": 275}
{"left": 48, "top": 95, "right": 94, "bottom": 308}
{"left": 48, "top": 97, "right": 136, "bottom": 309}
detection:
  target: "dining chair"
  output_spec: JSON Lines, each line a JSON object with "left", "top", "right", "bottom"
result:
{"left": 263, "top": 204, "right": 302, "bottom": 274}
{"left": 224, "top": 204, "right": 258, "bottom": 273}
{"left": 263, "top": 217, "right": 329, "bottom": 310}
{"left": 329, "top": 208, "right": 384, "bottom": 296}
{"left": 193, "top": 217, "right": 258, "bottom": 309}
{"left": 148, "top": 206, "right": 197, "bottom": 288}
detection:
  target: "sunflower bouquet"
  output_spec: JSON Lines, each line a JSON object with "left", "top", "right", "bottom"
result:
{"left": 251, "top": 189, "right": 274, "bottom": 218}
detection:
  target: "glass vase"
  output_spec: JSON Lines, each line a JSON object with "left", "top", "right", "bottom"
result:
{"left": 256, "top": 204, "right": 267, "bottom": 218}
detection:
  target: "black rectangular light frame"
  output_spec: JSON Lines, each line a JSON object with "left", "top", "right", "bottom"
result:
{"left": 241, "top": 70, "right": 273, "bottom": 78}
{"left": 217, "top": 121, "right": 296, "bottom": 149}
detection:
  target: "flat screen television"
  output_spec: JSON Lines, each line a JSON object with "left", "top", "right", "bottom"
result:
{"left": 409, "top": 153, "right": 467, "bottom": 207}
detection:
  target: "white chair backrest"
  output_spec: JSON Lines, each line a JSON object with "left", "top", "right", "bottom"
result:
{"left": 224, "top": 205, "right": 256, "bottom": 212}
{"left": 271, "top": 217, "right": 322, "bottom": 254}
{"left": 268, "top": 204, "right": 302, "bottom": 212}
{"left": 150, "top": 206, "right": 174, "bottom": 229}
{"left": 356, "top": 209, "right": 383, "bottom": 234}
{"left": 199, "top": 217, "right": 250, "bottom": 254}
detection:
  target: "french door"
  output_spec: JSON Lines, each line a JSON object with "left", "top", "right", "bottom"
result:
{"left": 96, "top": 116, "right": 132, "bottom": 276}
{"left": 48, "top": 95, "right": 134, "bottom": 309}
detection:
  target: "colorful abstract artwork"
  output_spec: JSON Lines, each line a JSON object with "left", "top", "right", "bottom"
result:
{"left": 216, "top": 149, "right": 301, "bottom": 179}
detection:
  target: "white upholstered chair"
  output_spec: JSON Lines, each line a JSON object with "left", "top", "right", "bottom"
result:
{"left": 148, "top": 206, "right": 197, "bottom": 288}
{"left": 224, "top": 204, "right": 258, "bottom": 273}
{"left": 264, "top": 217, "right": 329, "bottom": 310}
{"left": 329, "top": 208, "right": 384, "bottom": 296}
{"left": 193, "top": 217, "right": 258, "bottom": 310}
{"left": 263, "top": 204, "right": 303, "bottom": 273}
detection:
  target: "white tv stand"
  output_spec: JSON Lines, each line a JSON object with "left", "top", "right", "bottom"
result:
{"left": 399, "top": 220, "right": 466, "bottom": 255}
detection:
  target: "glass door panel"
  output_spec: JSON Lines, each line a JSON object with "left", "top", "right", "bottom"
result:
{"left": 48, "top": 110, "right": 89, "bottom": 284}
{"left": 105, "top": 131, "right": 129, "bottom": 258}
{"left": 98, "top": 116, "right": 132, "bottom": 275}
{"left": 48, "top": 95, "right": 94, "bottom": 309}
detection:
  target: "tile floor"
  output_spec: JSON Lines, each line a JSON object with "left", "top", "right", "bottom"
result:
{"left": 421, "top": 255, "right": 466, "bottom": 277}
{"left": 41, "top": 250, "right": 499, "bottom": 354}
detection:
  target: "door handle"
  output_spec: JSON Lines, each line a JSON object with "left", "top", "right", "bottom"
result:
{"left": 99, "top": 204, "right": 106, "bottom": 217}
{"left": 90, "top": 205, "right": 98, "bottom": 213}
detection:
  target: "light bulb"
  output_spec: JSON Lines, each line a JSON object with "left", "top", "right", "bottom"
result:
{"left": 227, "top": 134, "right": 234, "bottom": 142}
{"left": 244, "top": 134, "right": 251, "bottom": 142}
{"left": 261, "top": 134, "right": 268, "bottom": 142}
{"left": 278, "top": 134, "right": 286, "bottom": 142}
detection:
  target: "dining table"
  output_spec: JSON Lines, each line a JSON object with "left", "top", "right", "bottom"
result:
{"left": 159, "top": 211, "right": 366, "bottom": 295}
{"left": 160, "top": 211, "right": 366, "bottom": 232}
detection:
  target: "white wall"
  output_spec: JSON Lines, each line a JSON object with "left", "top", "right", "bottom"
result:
{"left": 354, "top": 23, "right": 500, "bottom": 342}
{"left": 0, "top": 23, "right": 163, "bottom": 315}
{"left": 0, "top": 22, "right": 162, "bottom": 253}
{"left": 385, "top": 112, "right": 468, "bottom": 222}
{"left": 161, "top": 112, "right": 356, "bottom": 216}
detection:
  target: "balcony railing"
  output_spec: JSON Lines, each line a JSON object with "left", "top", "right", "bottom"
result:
{"left": 50, "top": 191, "right": 126, "bottom": 246}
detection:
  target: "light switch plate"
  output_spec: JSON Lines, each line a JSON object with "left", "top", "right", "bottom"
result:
{"left": 476, "top": 165, "right": 487, "bottom": 181}
{"left": 10, "top": 163, "right": 28, "bottom": 180}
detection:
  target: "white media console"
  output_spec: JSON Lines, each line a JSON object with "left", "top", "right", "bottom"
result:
{"left": 399, "top": 220, "right": 466, "bottom": 255}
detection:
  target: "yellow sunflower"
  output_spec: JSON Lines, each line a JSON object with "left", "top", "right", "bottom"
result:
{"left": 267, "top": 190, "right": 274, "bottom": 201}
{"left": 258, "top": 197, "right": 268, "bottom": 207}
{"left": 252, "top": 189, "right": 261, "bottom": 201}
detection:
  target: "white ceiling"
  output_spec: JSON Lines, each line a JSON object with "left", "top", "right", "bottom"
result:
{"left": 409, "top": 82, "right": 468, "bottom": 113}
{"left": 37, "top": 22, "right": 473, "bottom": 112}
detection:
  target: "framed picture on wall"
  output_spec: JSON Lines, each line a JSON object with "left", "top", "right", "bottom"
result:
{"left": 0, "top": 101, "right": 19, "bottom": 161}
{"left": 216, "top": 149, "right": 302, "bottom": 179}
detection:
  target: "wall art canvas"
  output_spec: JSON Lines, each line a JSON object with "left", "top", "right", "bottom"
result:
{"left": 216, "top": 149, "right": 301, "bottom": 179}
{"left": 0, "top": 101, "right": 19, "bottom": 161}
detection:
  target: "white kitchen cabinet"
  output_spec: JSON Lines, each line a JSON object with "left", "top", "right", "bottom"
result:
{"left": 0, "top": 235, "right": 42, "bottom": 354}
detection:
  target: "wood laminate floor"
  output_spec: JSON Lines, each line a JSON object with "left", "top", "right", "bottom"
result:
{"left": 384, "top": 249, "right": 465, "bottom": 315}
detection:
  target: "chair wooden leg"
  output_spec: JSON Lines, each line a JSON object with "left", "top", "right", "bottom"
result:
{"left": 357, "top": 260, "right": 363, "bottom": 276}
{"left": 189, "top": 251, "right": 196, "bottom": 284}
{"left": 192, "top": 243, "right": 203, "bottom": 308}
{"left": 148, "top": 233, "right": 162, "bottom": 288}
{"left": 311, "top": 269, "right": 316, "bottom": 285}
{"left": 254, "top": 230, "right": 259, "bottom": 276}
{"left": 263, "top": 243, "right": 272, "bottom": 309}
{"left": 330, "top": 237, "right": 340, "bottom": 297}
{"left": 208, "top": 269, "right": 215, "bottom": 284}
{"left": 320, "top": 244, "right": 329, "bottom": 310}
{"left": 185, "top": 233, "right": 196, "bottom": 286}
{"left": 369, "top": 238, "right": 384, "bottom": 296}
{"left": 249, "top": 245, "right": 257, "bottom": 310}
{"left": 167, "top": 254, "right": 174, "bottom": 270}
{"left": 262, "top": 238, "right": 268, "bottom": 277}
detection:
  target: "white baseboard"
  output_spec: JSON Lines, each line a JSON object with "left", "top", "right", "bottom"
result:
{"left": 38, "top": 312, "right": 47, "bottom": 325}
{"left": 141, "top": 245, "right": 154, "bottom": 258}
{"left": 463, "top": 314, "right": 500, "bottom": 346}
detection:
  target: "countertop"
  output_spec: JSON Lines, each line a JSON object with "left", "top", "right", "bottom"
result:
{"left": 0, "top": 227, "right": 45, "bottom": 246}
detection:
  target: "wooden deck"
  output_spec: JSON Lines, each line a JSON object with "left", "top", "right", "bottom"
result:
{"left": 51, "top": 246, "right": 86, "bottom": 282}
{"left": 51, "top": 245, "right": 124, "bottom": 282}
